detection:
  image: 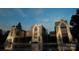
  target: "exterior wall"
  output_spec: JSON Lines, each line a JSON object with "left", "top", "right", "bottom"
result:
{"left": 55, "top": 20, "right": 76, "bottom": 51}
{"left": 31, "top": 24, "right": 43, "bottom": 51}
{"left": 5, "top": 26, "right": 25, "bottom": 50}
{"left": 5, "top": 27, "right": 16, "bottom": 50}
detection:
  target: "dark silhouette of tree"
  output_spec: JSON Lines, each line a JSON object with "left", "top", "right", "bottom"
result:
{"left": 16, "top": 22, "right": 22, "bottom": 30}
{"left": 70, "top": 9, "right": 79, "bottom": 51}
{"left": 0, "top": 30, "right": 10, "bottom": 50}
{"left": 0, "top": 29, "right": 3, "bottom": 42}
{"left": 0, "top": 29, "right": 4, "bottom": 50}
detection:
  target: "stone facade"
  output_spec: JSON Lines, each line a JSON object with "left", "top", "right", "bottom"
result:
{"left": 31, "top": 24, "right": 47, "bottom": 51}
{"left": 55, "top": 19, "right": 76, "bottom": 51}
{"left": 5, "top": 23, "right": 26, "bottom": 50}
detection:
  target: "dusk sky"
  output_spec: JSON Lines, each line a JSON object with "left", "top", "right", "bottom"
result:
{"left": 0, "top": 8, "right": 77, "bottom": 32}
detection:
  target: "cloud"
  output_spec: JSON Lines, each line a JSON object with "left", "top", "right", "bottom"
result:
{"left": 38, "top": 18, "right": 49, "bottom": 23}
{"left": 0, "top": 9, "right": 9, "bottom": 16}
{"left": 30, "top": 8, "right": 45, "bottom": 17}
{"left": 14, "top": 8, "right": 27, "bottom": 18}
{"left": 35, "top": 9, "right": 44, "bottom": 15}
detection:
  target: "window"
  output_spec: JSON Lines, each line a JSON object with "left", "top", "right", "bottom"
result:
{"left": 16, "top": 30, "right": 20, "bottom": 36}
{"left": 60, "top": 23, "right": 66, "bottom": 28}
{"left": 34, "top": 35, "right": 38, "bottom": 39}
{"left": 60, "top": 23, "right": 70, "bottom": 44}
{"left": 10, "top": 31, "right": 13, "bottom": 36}
{"left": 60, "top": 23, "right": 67, "bottom": 35}
{"left": 14, "top": 38, "right": 21, "bottom": 43}
{"left": 34, "top": 32, "right": 37, "bottom": 36}
{"left": 34, "top": 27, "right": 38, "bottom": 31}
{"left": 6, "top": 40, "right": 12, "bottom": 48}
{"left": 9, "top": 39, "right": 12, "bottom": 42}
{"left": 63, "top": 37, "right": 69, "bottom": 43}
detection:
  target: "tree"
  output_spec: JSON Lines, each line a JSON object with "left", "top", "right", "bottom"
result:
{"left": 16, "top": 22, "right": 22, "bottom": 30}
{"left": 70, "top": 9, "right": 79, "bottom": 50}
